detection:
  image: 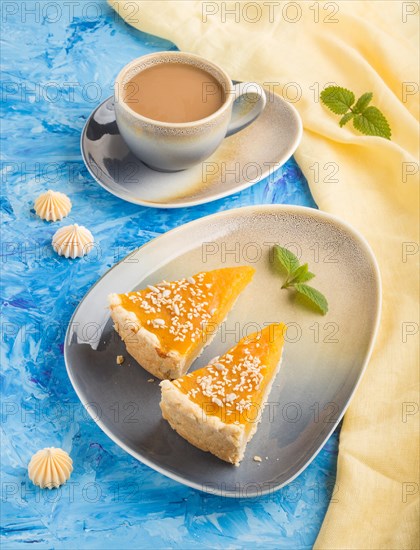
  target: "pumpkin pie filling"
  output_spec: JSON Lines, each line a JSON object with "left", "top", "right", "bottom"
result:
{"left": 116, "top": 266, "right": 255, "bottom": 356}
{"left": 171, "top": 323, "right": 286, "bottom": 429}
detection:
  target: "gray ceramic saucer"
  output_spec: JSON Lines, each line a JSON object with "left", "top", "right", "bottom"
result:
{"left": 80, "top": 89, "right": 302, "bottom": 208}
{"left": 64, "top": 205, "right": 381, "bottom": 497}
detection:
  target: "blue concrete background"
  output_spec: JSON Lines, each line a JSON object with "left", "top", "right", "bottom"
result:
{"left": 1, "top": 2, "right": 338, "bottom": 548}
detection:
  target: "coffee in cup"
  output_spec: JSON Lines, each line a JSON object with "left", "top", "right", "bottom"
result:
{"left": 114, "top": 52, "right": 266, "bottom": 172}
{"left": 123, "top": 62, "right": 225, "bottom": 123}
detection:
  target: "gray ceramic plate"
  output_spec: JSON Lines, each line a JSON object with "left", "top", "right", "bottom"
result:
{"left": 80, "top": 89, "right": 302, "bottom": 208}
{"left": 65, "top": 205, "right": 381, "bottom": 497}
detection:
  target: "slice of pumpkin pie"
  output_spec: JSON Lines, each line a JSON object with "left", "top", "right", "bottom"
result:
{"left": 108, "top": 266, "right": 255, "bottom": 380}
{"left": 160, "top": 323, "right": 286, "bottom": 465}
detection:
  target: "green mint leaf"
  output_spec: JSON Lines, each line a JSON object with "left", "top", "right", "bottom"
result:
{"left": 273, "top": 245, "right": 300, "bottom": 275}
{"left": 353, "top": 92, "right": 373, "bottom": 114}
{"left": 353, "top": 106, "right": 391, "bottom": 139}
{"left": 320, "top": 86, "right": 392, "bottom": 139}
{"left": 320, "top": 86, "right": 355, "bottom": 115}
{"left": 298, "top": 271, "right": 316, "bottom": 283}
{"left": 294, "top": 284, "right": 329, "bottom": 315}
{"left": 272, "top": 245, "right": 328, "bottom": 315}
{"left": 288, "top": 263, "right": 309, "bottom": 285}
{"left": 339, "top": 112, "right": 354, "bottom": 127}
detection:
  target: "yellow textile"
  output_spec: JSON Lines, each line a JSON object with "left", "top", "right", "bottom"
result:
{"left": 109, "top": 1, "right": 419, "bottom": 548}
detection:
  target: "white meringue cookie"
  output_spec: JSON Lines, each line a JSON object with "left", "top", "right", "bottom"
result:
{"left": 34, "top": 190, "right": 72, "bottom": 222}
{"left": 28, "top": 447, "right": 73, "bottom": 489}
{"left": 52, "top": 223, "right": 94, "bottom": 259}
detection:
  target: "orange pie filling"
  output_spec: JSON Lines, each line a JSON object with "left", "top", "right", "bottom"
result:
{"left": 116, "top": 266, "right": 255, "bottom": 357}
{"left": 172, "top": 323, "right": 286, "bottom": 431}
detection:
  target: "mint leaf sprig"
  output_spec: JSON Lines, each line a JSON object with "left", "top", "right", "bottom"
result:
{"left": 320, "top": 86, "right": 391, "bottom": 140}
{"left": 273, "top": 245, "right": 328, "bottom": 315}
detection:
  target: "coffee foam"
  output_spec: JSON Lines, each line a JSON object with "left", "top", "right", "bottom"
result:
{"left": 120, "top": 55, "right": 228, "bottom": 97}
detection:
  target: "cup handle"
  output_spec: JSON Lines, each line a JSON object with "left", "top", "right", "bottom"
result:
{"left": 225, "top": 82, "right": 267, "bottom": 138}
